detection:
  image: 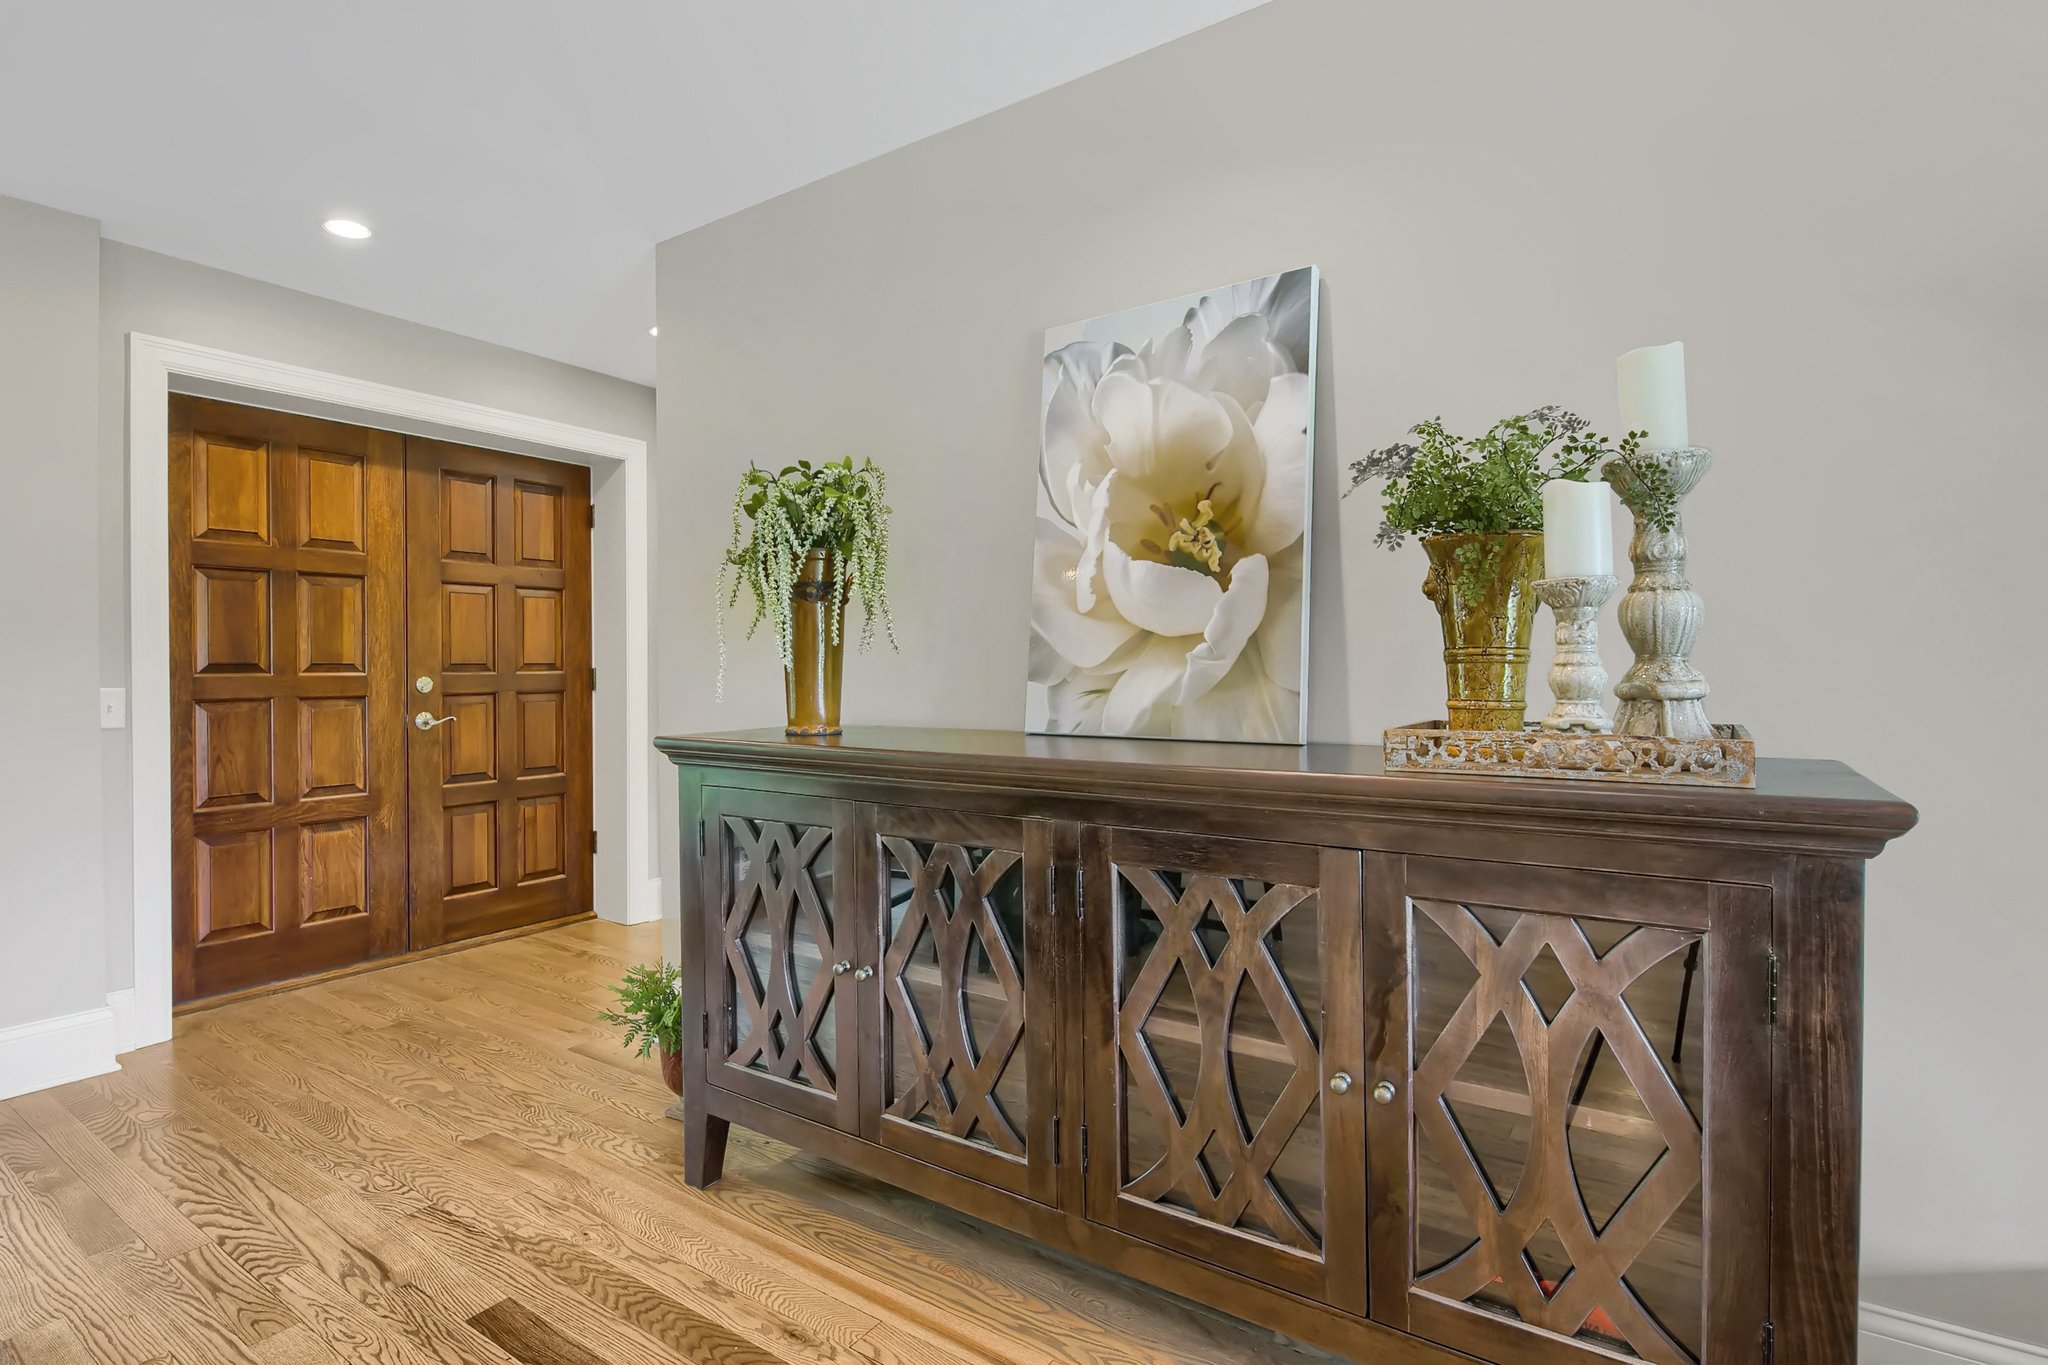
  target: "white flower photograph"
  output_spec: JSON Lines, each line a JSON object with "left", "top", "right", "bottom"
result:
{"left": 1028, "top": 266, "right": 1319, "bottom": 743}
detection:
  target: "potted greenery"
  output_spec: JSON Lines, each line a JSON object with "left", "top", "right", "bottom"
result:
{"left": 1347, "top": 407, "right": 1639, "bottom": 729}
{"left": 597, "top": 961, "right": 684, "bottom": 1095}
{"left": 718, "top": 457, "right": 897, "bottom": 736}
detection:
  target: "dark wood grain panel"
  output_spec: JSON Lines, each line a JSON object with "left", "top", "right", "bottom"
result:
{"left": 170, "top": 396, "right": 407, "bottom": 1001}
{"left": 1772, "top": 857, "right": 1866, "bottom": 1365}
{"left": 468, "top": 1299, "right": 614, "bottom": 1365}
{"left": 407, "top": 436, "right": 592, "bottom": 948}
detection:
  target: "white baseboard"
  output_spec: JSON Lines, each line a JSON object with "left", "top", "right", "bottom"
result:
{"left": 606, "top": 875, "right": 664, "bottom": 926}
{"left": 0, "top": 1004, "right": 121, "bottom": 1101}
{"left": 1864, "top": 1302, "right": 2048, "bottom": 1364}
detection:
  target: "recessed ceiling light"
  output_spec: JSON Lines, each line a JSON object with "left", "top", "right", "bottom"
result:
{"left": 648, "top": 326, "right": 659, "bottom": 337}
{"left": 322, "top": 218, "right": 372, "bottom": 240}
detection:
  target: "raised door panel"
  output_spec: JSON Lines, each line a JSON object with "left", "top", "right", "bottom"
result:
{"left": 1083, "top": 826, "right": 1365, "bottom": 1310}
{"left": 1365, "top": 856, "right": 1771, "bottom": 1365}
{"left": 405, "top": 437, "right": 592, "bottom": 946}
{"left": 861, "top": 805, "right": 1057, "bottom": 1204}
{"left": 701, "top": 788, "right": 859, "bottom": 1132}
{"left": 169, "top": 396, "right": 407, "bottom": 1001}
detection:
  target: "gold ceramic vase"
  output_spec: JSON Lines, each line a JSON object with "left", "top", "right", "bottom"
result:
{"left": 1421, "top": 531, "right": 1546, "bottom": 731}
{"left": 784, "top": 548, "right": 847, "bottom": 737}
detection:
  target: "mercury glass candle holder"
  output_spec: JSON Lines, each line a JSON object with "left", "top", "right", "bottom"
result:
{"left": 1602, "top": 447, "right": 1714, "bottom": 740}
{"left": 1534, "top": 574, "right": 1618, "bottom": 732}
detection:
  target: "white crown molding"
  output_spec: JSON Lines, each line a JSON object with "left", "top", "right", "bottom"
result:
{"left": 0, "top": 1006, "right": 120, "bottom": 1102}
{"left": 1864, "top": 1302, "right": 2048, "bottom": 1364}
{"left": 127, "top": 333, "right": 654, "bottom": 1053}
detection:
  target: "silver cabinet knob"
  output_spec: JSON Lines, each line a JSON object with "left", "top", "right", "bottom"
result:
{"left": 1372, "top": 1081, "right": 1398, "bottom": 1105}
{"left": 413, "top": 711, "right": 456, "bottom": 731}
{"left": 854, "top": 965, "right": 875, "bottom": 981}
{"left": 414, "top": 676, "right": 435, "bottom": 694}
{"left": 831, "top": 960, "right": 852, "bottom": 975}
{"left": 1328, "top": 1073, "right": 1353, "bottom": 1095}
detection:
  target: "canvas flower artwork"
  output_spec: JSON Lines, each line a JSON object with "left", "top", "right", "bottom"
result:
{"left": 1028, "top": 267, "right": 1319, "bottom": 743}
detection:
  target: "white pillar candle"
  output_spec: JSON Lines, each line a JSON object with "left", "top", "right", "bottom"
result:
{"left": 1617, "top": 340, "right": 1689, "bottom": 449}
{"left": 1541, "top": 478, "right": 1613, "bottom": 579}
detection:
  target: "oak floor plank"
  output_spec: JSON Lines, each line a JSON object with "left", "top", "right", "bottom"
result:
{"left": 2, "top": 1320, "right": 93, "bottom": 1365}
{"left": 171, "top": 1239, "right": 300, "bottom": 1347}
{"left": 465, "top": 1300, "right": 617, "bottom": 1365}
{"left": 0, "top": 920, "right": 1339, "bottom": 1365}
{"left": 86, "top": 1238, "right": 274, "bottom": 1365}
{"left": 464, "top": 1131, "right": 889, "bottom": 1357}
{"left": 8, "top": 1092, "right": 209, "bottom": 1258}
{"left": 0, "top": 1105, "right": 138, "bottom": 1257}
{"left": 0, "top": 1155, "right": 189, "bottom": 1362}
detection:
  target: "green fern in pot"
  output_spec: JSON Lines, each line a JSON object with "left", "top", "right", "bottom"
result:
{"left": 598, "top": 961, "right": 684, "bottom": 1096}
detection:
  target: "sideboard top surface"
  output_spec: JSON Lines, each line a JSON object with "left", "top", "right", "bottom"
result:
{"left": 656, "top": 726, "right": 1916, "bottom": 856}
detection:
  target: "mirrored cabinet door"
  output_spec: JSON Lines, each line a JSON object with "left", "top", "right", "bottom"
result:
{"left": 1367, "top": 855, "right": 1772, "bottom": 1365}
{"left": 701, "top": 788, "right": 859, "bottom": 1131}
{"left": 863, "top": 805, "right": 1057, "bottom": 1204}
{"left": 1085, "top": 826, "right": 1365, "bottom": 1311}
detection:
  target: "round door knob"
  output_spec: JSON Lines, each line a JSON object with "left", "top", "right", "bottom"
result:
{"left": 1372, "top": 1081, "right": 1398, "bottom": 1105}
{"left": 831, "top": 960, "right": 852, "bottom": 975}
{"left": 1327, "top": 1073, "right": 1353, "bottom": 1095}
{"left": 854, "top": 965, "right": 875, "bottom": 981}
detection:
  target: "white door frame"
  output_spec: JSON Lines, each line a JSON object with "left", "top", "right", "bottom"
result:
{"left": 125, "top": 332, "right": 656, "bottom": 1052}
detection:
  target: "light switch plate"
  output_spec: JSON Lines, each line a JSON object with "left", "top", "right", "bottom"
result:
{"left": 100, "top": 687, "right": 127, "bottom": 730}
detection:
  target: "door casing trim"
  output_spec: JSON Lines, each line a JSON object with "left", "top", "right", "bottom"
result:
{"left": 128, "top": 332, "right": 655, "bottom": 1051}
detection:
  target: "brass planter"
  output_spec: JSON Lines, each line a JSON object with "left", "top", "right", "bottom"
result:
{"left": 784, "top": 548, "right": 847, "bottom": 737}
{"left": 1420, "top": 531, "right": 1546, "bottom": 731}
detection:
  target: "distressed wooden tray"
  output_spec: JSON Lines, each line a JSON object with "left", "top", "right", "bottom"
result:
{"left": 1383, "top": 720, "right": 1756, "bottom": 788}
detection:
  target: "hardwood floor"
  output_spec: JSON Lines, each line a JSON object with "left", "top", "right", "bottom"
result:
{"left": 0, "top": 920, "right": 1337, "bottom": 1364}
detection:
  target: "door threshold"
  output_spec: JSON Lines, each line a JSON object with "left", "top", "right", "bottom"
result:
{"left": 172, "top": 910, "right": 598, "bottom": 1017}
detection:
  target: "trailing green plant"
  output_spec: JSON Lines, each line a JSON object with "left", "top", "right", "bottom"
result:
{"left": 717, "top": 457, "right": 897, "bottom": 696}
{"left": 596, "top": 961, "right": 683, "bottom": 1060}
{"left": 1603, "top": 452, "right": 1681, "bottom": 533}
{"left": 1347, "top": 407, "right": 1643, "bottom": 594}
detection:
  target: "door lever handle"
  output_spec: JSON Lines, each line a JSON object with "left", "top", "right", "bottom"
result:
{"left": 413, "top": 711, "right": 458, "bottom": 731}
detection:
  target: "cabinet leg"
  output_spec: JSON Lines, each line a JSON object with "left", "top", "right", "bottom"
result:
{"left": 683, "top": 1107, "right": 729, "bottom": 1189}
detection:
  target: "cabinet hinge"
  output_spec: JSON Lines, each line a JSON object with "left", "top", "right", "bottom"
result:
{"left": 1076, "top": 865, "right": 1086, "bottom": 920}
{"left": 1766, "top": 948, "right": 1780, "bottom": 1027}
{"left": 590, "top": 666, "right": 597, "bottom": 692}
{"left": 1761, "top": 1319, "right": 1775, "bottom": 1364}
{"left": 697, "top": 819, "right": 706, "bottom": 857}
{"left": 1079, "top": 1123, "right": 1090, "bottom": 1173}
{"left": 588, "top": 504, "right": 597, "bottom": 529}
{"left": 701, "top": 1012, "right": 710, "bottom": 1050}
{"left": 1049, "top": 1115, "right": 1059, "bottom": 1165}
{"left": 590, "top": 829, "right": 598, "bottom": 854}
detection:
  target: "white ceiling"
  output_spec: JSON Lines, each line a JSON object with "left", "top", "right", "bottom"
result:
{"left": 0, "top": 2, "right": 1265, "bottom": 385}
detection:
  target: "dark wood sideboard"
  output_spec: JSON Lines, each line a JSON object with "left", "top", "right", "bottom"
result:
{"left": 656, "top": 727, "right": 1915, "bottom": 1365}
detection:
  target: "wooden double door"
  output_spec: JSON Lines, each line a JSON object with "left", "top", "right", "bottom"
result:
{"left": 695, "top": 785, "right": 1773, "bottom": 1362}
{"left": 170, "top": 396, "right": 593, "bottom": 1001}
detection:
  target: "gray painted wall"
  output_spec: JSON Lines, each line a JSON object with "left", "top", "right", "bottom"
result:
{"left": 95, "top": 243, "right": 657, "bottom": 995}
{"left": 653, "top": 0, "right": 2046, "bottom": 1304}
{"left": 0, "top": 196, "right": 106, "bottom": 1030}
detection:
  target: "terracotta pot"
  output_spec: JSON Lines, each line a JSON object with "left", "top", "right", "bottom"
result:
{"left": 658, "top": 1045, "right": 683, "bottom": 1096}
{"left": 784, "top": 548, "right": 847, "bottom": 737}
{"left": 1420, "top": 531, "right": 1546, "bottom": 731}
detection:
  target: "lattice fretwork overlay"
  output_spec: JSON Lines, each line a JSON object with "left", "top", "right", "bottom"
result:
{"left": 1115, "top": 866, "right": 1324, "bottom": 1253}
{"left": 1409, "top": 899, "right": 1707, "bottom": 1364}
{"left": 721, "top": 817, "right": 839, "bottom": 1092}
{"left": 880, "top": 839, "right": 1028, "bottom": 1155}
